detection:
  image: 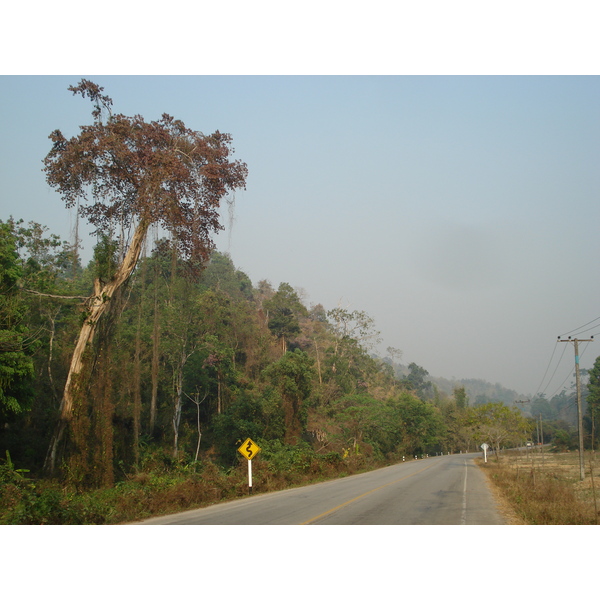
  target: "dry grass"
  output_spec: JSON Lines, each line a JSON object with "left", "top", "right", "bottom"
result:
{"left": 477, "top": 449, "right": 600, "bottom": 525}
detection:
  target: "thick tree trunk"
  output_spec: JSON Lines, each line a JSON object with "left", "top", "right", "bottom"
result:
{"left": 44, "top": 219, "right": 150, "bottom": 474}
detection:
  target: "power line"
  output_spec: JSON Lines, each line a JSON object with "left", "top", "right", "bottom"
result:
{"left": 533, "top": 342, "right": 559, "bottom": 398}
{"left": 545, "top": 340, "right": 594, "bottom": 399}
{"left": 542, "top": 340, "right": 595, "bottom": 401}
{"left": 532, "top": 321, "right": 599, "bottom": 407}
{"left": 547, "top": 366, "right": 575, "bottom": 400}
{"left": 568, "top": 324, "right": 600, "bottom": 337}
{"left": 559, "top": 317, "right": 600, "bottom": 338}
{"left": 579, "top": 340, "right": 593, "bottom": 359}
{"left": 539, "top": 341, "right": 570, "bottom": 398}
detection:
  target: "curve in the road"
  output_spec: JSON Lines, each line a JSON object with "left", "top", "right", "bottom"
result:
{"left": 134, "top": 453, "right": 505, "bottom": 525}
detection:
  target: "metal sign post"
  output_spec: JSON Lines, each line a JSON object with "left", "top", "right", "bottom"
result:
{"left": 247, "top": 458, "right": 253, "bottom": 493}
{"left": 237, "top": 438, "right": 261, "bottom": 494}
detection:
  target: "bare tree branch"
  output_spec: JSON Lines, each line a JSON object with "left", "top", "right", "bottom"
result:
{"left": 23, "top": 288, "right": 90, "bottom": 301}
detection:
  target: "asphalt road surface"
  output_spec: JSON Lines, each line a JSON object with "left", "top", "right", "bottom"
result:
{"left": 134, "top": 453, "right": 505, "bottom": 525}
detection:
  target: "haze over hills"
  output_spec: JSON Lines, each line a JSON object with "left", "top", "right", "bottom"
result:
{"left": 429, "top": 375, "right": 531, "bottom": 406}
{"left": 385, "top": 356, "right": 584, "bottom": 428}
{"left": 385, "top": 360, "right": 532, "bottom": 407}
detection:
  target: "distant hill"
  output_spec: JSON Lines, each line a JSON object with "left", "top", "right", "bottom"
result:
{"left": 383, "top": 359, "right": 531, "bottom": 407}
{"left": 428, "top": 375, "right": 531, "bottom": 407}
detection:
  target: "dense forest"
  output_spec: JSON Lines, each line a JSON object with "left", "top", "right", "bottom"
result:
{"left": 3, "top": 216, "right": 595, "bottom": 486}
{"left": 1, "top": 221, "right": 522, "bottom": 473}
{"left": 1, "top": 80, "right": 598, "bottom": 523}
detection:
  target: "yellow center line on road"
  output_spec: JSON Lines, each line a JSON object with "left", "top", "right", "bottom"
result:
{"left": 300, "top": 463, "right": 436, "bottom": 525}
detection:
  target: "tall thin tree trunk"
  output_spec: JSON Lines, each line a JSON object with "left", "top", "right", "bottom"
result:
{"left": 217, "top": 374, "right": 222, "bottom": 415}
{"left": 149, "top": 226, "right": 160, "bottom": 434}
{"left": 314, "top": 339, "right": 322, "bottom": 385}
{"left": 72, "top": 199, "right": 80, "bottom": 279}
{"left": 150, "top": 277, "right": 160, "bottom": 434}
{"left": 133, "top": 301, "right": 142, "bottom": 467}
{"left": 45, "top": 219, "right": 149, "bottom": 474}
{"left": 47, "top": 308, "right": 61, "bottom": 404}
{"left": 172, "top": 353, "right": 185, "bottom": 459}
{"left": 194, "top": 395, "right": 203, "bottom": 462}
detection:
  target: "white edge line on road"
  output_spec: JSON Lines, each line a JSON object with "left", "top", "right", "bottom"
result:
{"left": 461, "top": 459, "right": 468, "bottom": 525}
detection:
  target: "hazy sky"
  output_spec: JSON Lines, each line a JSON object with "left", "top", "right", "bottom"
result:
{"left": 1, "top": 75, "right": 599, "bottom": 396}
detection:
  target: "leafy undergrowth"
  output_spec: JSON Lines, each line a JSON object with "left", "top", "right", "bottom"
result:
{"left": 0, "top": 444, "right": 389, "bottom": 525}
{"left": 477, "top": 451, "right": 600, "bottom": 525}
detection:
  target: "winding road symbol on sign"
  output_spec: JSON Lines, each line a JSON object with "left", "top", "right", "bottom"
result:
{"left": 238, "top": 438, "right": 261, "bottom": 461}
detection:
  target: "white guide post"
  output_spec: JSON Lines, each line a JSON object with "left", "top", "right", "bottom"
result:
{"left": 481, "top": 443, "right": 489, "bottom": 463}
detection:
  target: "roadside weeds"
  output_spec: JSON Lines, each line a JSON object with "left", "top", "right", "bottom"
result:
{"left": 475, "top": 450, "right": 600, "bottom": 525}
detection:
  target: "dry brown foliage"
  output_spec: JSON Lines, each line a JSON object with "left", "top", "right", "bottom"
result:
{"left": 478, "top": 450, "right": 600, "bottom": 525}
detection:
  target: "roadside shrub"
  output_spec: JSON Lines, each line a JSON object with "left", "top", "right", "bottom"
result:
{"left": 259, "top": 439, "right": 315, "bottom": 477}
{"left": 0, "top": 443, "right": 395, "bottom": 524}
{"left": 550, "top": 429, "right": 577, "bottom": 452}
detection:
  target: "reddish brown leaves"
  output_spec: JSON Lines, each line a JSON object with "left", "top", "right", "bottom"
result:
{"left": 44, "top": 80, "right": 248, "bottom": 262}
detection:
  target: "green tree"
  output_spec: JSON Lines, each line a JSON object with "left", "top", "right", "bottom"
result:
{"left": 549, "top": 388, "right": 578, "bottom": 427}
{"left": 586, "top": 355, "right": 600, "bottom": 450}
{"left": 326, "top": 307, "right": 381, "bottom": 355}
{"left": 390, "top": 392, "right": 445, "bottom": 455}
{"left": 199, "top": 252, "right": 253, "bottom": 301}
{"left": 264, "top": 283, "right": 307, "bottom": 354}
{"left": 403, "top": 363, "right": 433, "bottom": 399}
{"left": 161, "top": 273, "right": 202, "bottom": 459}
{"left": 263, "top": 350, "right": 315, "bottom": 444}
{"left": 453, "top": 386, "right": 468, "bottom": 410}
{"left": 468, "top": 402, "right": 531, "bottom": 457}
{"left": 3, "top": 218, "right": 90, "bottom": 470}
{"left": 43, "top": 79, "right": 248, "bottom": 474}
{"left": 439, "top": 399, "right": 468, "bottom": 453}
{"left": 0, "top": 221, "right": 35, "bottom": 420}
{"left": 331, "top": 394, "right": 385, "bottom": 455}
{"left": 320, "top": 307, "right": 382, "bottom": 396}
{"left": 531, "top": 394, "right": 554, "bottom": 421}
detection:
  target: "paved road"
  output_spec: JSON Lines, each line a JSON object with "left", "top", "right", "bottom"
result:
{"left": 134, "top": 453, "right": 505, "bottom": 525}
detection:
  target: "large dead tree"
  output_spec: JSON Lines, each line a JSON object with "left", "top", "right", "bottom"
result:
{"left": 43, "top": 80, "right": 247, "bottom": 473}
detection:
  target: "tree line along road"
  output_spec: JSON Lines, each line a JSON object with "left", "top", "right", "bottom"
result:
{"left": 133, "top": 453, "right": 506, "bottom": 525}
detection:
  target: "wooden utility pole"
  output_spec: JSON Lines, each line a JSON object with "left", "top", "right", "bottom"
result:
{"left": 558, "top": 337, "right": 594, "bottom": 481}
{"left": 539, "top": 413, "right": 545, "bottom": 466}
{"left": 515, "top": 399, "right": 530, "bottom": 448}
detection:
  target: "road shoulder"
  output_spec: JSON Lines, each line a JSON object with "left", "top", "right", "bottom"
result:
{"left": 475, "top": 458, "right": 527, "bottom": 525}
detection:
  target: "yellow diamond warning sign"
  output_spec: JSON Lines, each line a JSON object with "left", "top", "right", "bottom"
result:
{"left": 237, "top": 438, "right": 261, "bottom": 460}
